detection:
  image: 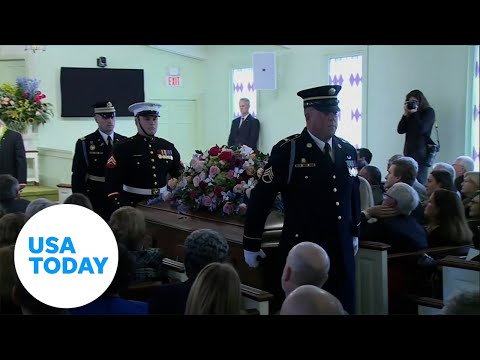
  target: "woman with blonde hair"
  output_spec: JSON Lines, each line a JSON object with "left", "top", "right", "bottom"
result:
{"left": 185, "top": 262, "right": 241, "bottom": 315}
{"left": 424, "top": 189, "right": 473, "bottom": 247}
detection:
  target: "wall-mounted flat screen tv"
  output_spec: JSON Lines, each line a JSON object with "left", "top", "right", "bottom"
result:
{"left": 60, "top": 67, "right": 145, "bottom": 117}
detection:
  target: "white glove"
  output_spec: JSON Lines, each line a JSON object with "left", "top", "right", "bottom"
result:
{"left": 244, "top": 250, "right": 266, "bottom": 268}
{"left": 353, "top": 237, "right": 359, "bottom": 256}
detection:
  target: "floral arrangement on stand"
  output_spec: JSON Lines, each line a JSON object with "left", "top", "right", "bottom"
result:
{"left": 0, "top": 77, "right": 53, "bottom": 133}
{"left": 149, "top": 145, "right": 270, "bottom": 217}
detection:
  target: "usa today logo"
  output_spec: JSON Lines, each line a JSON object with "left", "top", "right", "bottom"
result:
{"left": 14, "top": 204, "right": 118, "bottom": 309}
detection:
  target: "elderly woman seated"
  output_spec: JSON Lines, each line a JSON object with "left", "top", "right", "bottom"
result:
{"left": 424, "top": 189, "right": 473, "bottom": 247}
{"left": 359, "top": 182, "right": 428, "bottom": 252}
{"left": 461, "top": 171, "right": 480, "bottom": 218}
{"left": 109, "top": 206, "right": 164, "bottom": 284}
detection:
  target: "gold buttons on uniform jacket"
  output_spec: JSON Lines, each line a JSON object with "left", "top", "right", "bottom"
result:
{"left": 305, "top": 176, "right": 309, "bottom": 179}
{"left": 333, "top": 175, "right": 336, "bottom": 179}
{"left": 333, "top": 188, "right": 337, "bottom": 192}
{"left": 152, "top": 166, "right": 156, "bottom": 169}
{"left": 150, "top": 151, "right": 153, "bottom": 154}
{"left": 154, "top": 182, "right": 158, "bottom": 185}
{"left": 153, "top": 174, "right": 157, "bottom": 177}
{"left": 336, "top": 202, "right": 340, "bottom": 206}
{"left": 151, "top": 159, "right": 154, "bottom": 162}
{"left": 338, "top": 216, "right": 342, "bottom": 220}
{"left": 137, "top": 162, "right": 140, "bottom": 165}
{"left": 295, "top": 234, "right": 299, "bottom": 238}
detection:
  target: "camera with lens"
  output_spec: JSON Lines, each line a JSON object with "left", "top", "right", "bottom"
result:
{"left": 406, "top": 100, "right": 418, "bottom": 110}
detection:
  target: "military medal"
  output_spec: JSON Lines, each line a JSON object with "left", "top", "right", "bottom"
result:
{"left": 90, "top": 144, "right": 95, "bottom": 151}
{"left": 346, "top": 159, "right": 358, "bottom": 177}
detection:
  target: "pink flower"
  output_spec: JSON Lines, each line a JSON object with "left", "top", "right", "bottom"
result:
{"left": 193, "top": 160, "right": 205, "bottom": 173}
{"left": 192, "top": 176, "right": 201, "bottom": 187}
{"left": 209, "top": 165, "right": 220, "bottom": 178}
{"left": 226, "top": 170, "right": 235, "bottom": 179}
{"left": 238, "top": 203, "right": 248, "bottom": 216}
{"left": 201, "top": 196, "right": 212, "bottom": 207}
{"left": 223, "top": 202, "right": 234, "bottom": 215}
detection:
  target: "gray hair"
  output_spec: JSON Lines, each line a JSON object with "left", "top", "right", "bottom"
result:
{"left": 184, "top": 229, "right": 229, "bottom": 279}
{"left": 0, "top": 174, "right": 19, "bottom": 201}
{"left": 25, "top": 198, "right": 55, "bottom": 219}
{"left": 388, "top": 182, "right": 419, "bottom": 216}
{"left": 239, "top": 98, "right": 250, "bottom": 106}
{"left": 454, "top": 156, "right": 475, "bottom": 173}
{"left": 432, "top": 162, "right": 455, "bottom": 181}
{"left": 442, "top": 291, "right": 480, "bottom": 315}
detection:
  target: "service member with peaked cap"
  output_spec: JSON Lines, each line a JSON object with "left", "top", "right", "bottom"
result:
{"left": 71, "top": 101, "right": 127, "bottom": 221}
{"left": 242, "top": 85, "right": 361, "bottom": 314}
{"left": 105, "top": 102, "right": 183, "bottom": 211}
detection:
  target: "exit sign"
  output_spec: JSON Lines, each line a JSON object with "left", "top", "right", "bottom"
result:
{"left": 166, "top": 75, "right": 182, "bottom": 86}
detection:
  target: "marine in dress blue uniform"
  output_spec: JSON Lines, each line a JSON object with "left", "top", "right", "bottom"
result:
{"left": 242, "top": 85, "right": 361, "bottom": 314}
{"left": 71, "top": 101, "right": 127, "bottom": 220}
{"left": 105, "top": 102, "right": 183, "bottom": 210}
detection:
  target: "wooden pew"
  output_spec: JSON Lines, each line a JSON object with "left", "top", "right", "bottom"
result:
{"left": 355, "top": 241, "right": 391, "bottom": 315}
{"left": 409, "top": 255, "right": 480, "bottom": 315}
{"left": 355, "top": 241, "right": 473, "bottom": 314}
{"left": 124, "top": 258, "right": 274, "bottom": 315}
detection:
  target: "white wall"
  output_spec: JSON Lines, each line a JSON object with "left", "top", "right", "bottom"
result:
{"left": 203, "top": 45, "right": 472, "bottom": 178}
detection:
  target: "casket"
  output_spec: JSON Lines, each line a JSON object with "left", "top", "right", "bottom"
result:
{"left": 137, "top": 201, "right": 282, "bottom": 291}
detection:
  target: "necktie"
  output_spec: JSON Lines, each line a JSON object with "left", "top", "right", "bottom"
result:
{"left": 107, "top": 135, "right": 112, "bottom": 148}
{"left": 239, "top": 117, "right": 245, "bottom": 128}
{"left": 324, "top": 142, "right": 333, "bottom": 165}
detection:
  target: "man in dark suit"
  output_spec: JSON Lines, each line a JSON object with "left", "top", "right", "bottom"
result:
{"left": 0, "top": 174, "right": 30, "bottom": 214}
{"left": 105, "top": 102, "right": 183, "bottom": 211}
{"left": 227, "top": 98, "right": 260, "bottom": 150}
{"left": 71, "top": 101, "right": 127, "bottom": 221}
{"left": 242, "top": 85, "right": 361, "bottom": 314}
{"left": 148, "top": 229, "right": 229, "bottom": 314}
{"left": 0, "top": 120, "right": 27, "bottom": 189}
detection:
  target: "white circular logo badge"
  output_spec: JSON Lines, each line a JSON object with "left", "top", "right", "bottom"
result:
{"left": 14, "top": 204, "right": 118, "bottom": 309}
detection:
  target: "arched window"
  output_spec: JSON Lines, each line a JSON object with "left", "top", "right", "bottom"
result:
{"left": 232, "top": 68, "right": 257, "bottom": 120}
{"left": 328, "top": 55, "right": 364, "bottom": 149}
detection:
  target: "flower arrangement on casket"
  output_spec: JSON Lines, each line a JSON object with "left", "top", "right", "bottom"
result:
{"left": 151, "top": 145, "right": 270, "bottom": 216}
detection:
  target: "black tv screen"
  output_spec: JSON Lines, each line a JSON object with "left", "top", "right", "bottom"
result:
{"left": 60, "top": 67, "right": 145, "bottom": 117}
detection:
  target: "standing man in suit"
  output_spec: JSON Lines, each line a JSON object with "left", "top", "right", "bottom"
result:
{"left": 242, "top": 85, "right": 361, "bottom": 314}
{"left": 227, "top": 98, "right": 260, "bottom": 151}
{"left": 0, "top": 119, "right": 27, "bottom": 189}
{"left": 105, "top": 102, "right": 183, "bottom": 211}
{"left": 71, "top": 101, "right": 127, "bottom": 221}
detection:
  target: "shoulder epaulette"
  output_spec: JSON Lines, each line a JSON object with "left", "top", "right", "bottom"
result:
{"left": 79, "top": 137, "right": 85, "bottom": 141}
{"left": 337, "top": 136, "right": 351, "bottom": 145}
{"left": 280, "top": 134, "right": 300, "bottom": 147}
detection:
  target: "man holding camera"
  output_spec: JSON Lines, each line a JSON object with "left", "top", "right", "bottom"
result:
{"left": 397, "top": 89, "right": 436, "bottom": 185}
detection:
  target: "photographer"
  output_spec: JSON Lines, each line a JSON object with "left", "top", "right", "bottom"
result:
{"left": 397, "top": 89, "right": 436, "bottom": 185}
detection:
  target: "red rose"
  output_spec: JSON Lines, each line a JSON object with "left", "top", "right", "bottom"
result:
{"left": 214, "top": 186, "right": 223, "bottom": 198}
{"left": 219, "top": 151, "right": 233, "bottom": 161}
{"left": 199, "top": 181, "right": 207, "bottom": 190}
{"left": 208, "top": 145, "right": 221, "bottom": 156}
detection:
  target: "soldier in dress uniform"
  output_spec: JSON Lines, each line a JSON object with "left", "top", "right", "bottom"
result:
{"left": 105, "top": 102, "right": 183, "bottom": 210}
{"left": 242, "top": 85, "right": 361, "bottom": 314}
{"left": 71, "top": 101, "right": 127, "bottom": 221}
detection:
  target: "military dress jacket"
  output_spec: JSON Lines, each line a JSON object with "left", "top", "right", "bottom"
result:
{"left": 105, "top": 133, "right": 183, "bottom": 207}
{"left": 243, "top": 127, "right": 361, "bottom": 313}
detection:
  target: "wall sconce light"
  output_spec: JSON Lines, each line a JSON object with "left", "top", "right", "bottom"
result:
{"left": 24, "top": 45, "right": 47, "bottom": 53}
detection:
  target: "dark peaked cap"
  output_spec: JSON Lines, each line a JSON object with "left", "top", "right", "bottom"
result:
{"left": 93, "top": 101, "right": 116, "bottom": 117}
{"left": 297, "top": 85, "right": 342, "bottom": 112}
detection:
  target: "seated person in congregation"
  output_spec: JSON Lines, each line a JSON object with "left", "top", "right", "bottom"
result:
{"left": 280, "top": 285, "right": 346, "bottom": 315}
{"left": 148, "top": 228, "right": 229, "bottom": 314}
{"left": 424, "top": 188, "right": 473, "bottom": 247}
{"left": 359, "top": 182, "right": 428, "bottom": 252}
{"left": 69, "top": 244, "right": 148, "bottom": 315}
{"left": 109, "top": 206, "right": 163, "bottom": 284}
